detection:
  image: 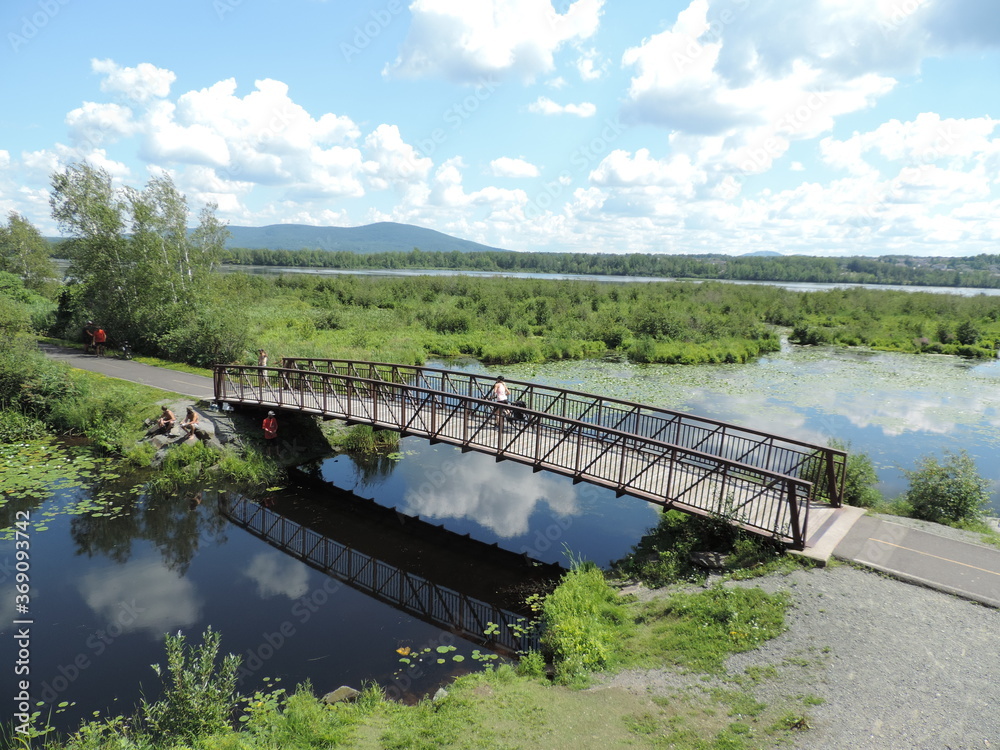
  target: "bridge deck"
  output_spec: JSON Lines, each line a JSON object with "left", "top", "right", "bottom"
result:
{"left": 214, "top": 362, "right": 845, "bottom": 549}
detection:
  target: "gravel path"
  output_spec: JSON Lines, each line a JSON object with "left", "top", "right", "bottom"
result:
{"left": 602, "top": 564, "right": 1000, "bottom": 749}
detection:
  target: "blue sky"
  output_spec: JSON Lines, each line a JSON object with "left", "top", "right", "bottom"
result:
{"left": 1, "top": 0, "right": 998, "bottom": 256}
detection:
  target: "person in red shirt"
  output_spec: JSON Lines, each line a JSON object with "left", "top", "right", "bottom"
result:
{"left": 262, "top": 411, "right": 278, "bottom": 455}
{"left": 93, "top": 327, "right": 107, "bottom": 357}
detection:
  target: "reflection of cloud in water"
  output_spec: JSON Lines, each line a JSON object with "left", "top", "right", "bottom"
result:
{"left": 687, "top": 362, "right": 1000, "bottom": 441}
{"left": 401, "top": 452, "right": 579, "bottom": 537}
{"left": 244, "top": 551, "right": 310, "bottom": 599}
{"left": 79, "top": 558, "right": 200, "bottom": 636}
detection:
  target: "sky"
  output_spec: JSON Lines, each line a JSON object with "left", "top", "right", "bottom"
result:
{"left": 1, "top": 0, "right": 998, "bottom": 257}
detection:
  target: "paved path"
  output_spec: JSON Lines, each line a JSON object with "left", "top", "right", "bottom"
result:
{"left": 40, "top": 342, "right": 1000, "bottom": 609}
{"left": 38, "top": 343, "right": 216, "bottom": 400}
{"left": 834, "top": 514, "right": 1000, "bottom": 609}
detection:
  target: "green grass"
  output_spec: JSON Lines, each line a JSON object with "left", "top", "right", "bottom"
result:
{"left": 624, "top": 586, "right": 790, "bottom": 674}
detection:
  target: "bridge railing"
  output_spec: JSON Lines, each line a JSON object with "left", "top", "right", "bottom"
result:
{"left": 219, "top": 493, "right": 538, "bottom": 655}
{"left": 215, "top": 364, "right": 814, "bottom": 548}
{"left": 279, "top": 358, "right": 845, "bottom": 507}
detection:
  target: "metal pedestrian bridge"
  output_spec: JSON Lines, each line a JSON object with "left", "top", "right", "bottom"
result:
{"left": 213, "top": 358, "right": 847, "bottom": 550}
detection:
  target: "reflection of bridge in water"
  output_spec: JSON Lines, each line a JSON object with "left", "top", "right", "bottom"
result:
{"left": 214, "top": 359, "right": 848, "bottom": 551}
{"left": 219, "top": 489, "right": 560, "bottom": 655}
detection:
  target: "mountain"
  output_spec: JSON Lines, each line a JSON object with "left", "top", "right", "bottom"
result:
{"left": 740, "top": 250, "right": 784, "bottom": 257}
{"left": 224, "top": 222, "right": 506, "bottom": 254}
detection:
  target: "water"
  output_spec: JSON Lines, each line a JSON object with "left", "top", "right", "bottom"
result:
{"left": 222, "top": 264, "right": 1000, "bottom": 297}
{"left": 483, "top": 347, "right": 1000, "bottom": 511}
{"left": 2, "top": 342, "right": 998, "bottom": 734}
{"left": 0, "top": 477, "right": 564, "bottom": 734}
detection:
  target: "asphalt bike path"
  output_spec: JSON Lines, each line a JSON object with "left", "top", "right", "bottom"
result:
{"left": 39, "top": 342, "right": 215, "bottom": 400}
{"left": 834, "top": 514, "right": 1000, "bottom": 609}
{"left": 39, "top": 342, "right": 1000, "bottom": 609}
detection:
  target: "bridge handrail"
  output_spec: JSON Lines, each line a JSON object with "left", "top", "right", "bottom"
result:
{"left": 214, "top": 364, "right": 814, "bottom": 547}
{"left": 220, "top": 365, "right": 812, "bottom": 486}
{"left": 280, "top": 357, "right": 844, "bottom": 506}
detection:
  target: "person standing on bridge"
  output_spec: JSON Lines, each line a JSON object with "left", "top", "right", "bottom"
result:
{"left": 491, "top": 375, "right": 510, "bottom": 427}
{"left": 258, "top": 349, "right": 268, "bottom": 367}
{"left": 262, "top": 410, "right": 278, "bottom": 455}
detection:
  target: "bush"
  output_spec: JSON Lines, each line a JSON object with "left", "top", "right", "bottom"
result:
{"left": 541, "top": 561, "right": 631, "bottom": 681}
{"left": 156, "top": 305, "right": 251, "bottom": 366}
{"left": 0, "top": 409, "right": 47, "bottom": 441}
{"left": 829, "top": 439, "right": 882, "bottom": 508}
{"left": 903, "top": 450, "right": 990, "bottom": 525}
{"left": 141, "top": 628, "right": 241, "bottom": 742}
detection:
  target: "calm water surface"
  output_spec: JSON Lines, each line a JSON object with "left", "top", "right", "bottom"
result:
{"left": 2, "top": 342, "right": 998, "bottom": 734}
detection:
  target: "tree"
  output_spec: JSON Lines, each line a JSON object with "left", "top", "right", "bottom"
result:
{"left": 49, "top": 162, "right": 230, "bottom": 354}
{"left": 955, "top": 319, "right": 979, "bottom": 346}
{"left": 0, "top": 212, "right": 57, "bottom": 293}
{"left": 904, "top": 449, "right": 990, "bottom": 525}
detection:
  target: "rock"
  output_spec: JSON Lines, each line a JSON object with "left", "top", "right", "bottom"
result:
{"left": 321, "top": 686, "right": 360, "bottom": 704}
{"left": 433, "top": 687, "right": 449, "bottom": 701}
{"left": 689, "top": 550, "right": 728, "bottom": 570}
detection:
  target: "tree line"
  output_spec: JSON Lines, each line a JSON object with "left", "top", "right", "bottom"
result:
{"left": 221, "top": 246, "right": 1000, "bottom": 289}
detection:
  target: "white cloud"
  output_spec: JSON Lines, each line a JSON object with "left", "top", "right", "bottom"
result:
{"left": 363, "top": 123, "right": 434, "bottom": 190}
{"left": 244, "top": 552, "right": 310, "bottom": 599}
{"left": 590, "top": 148, "right": 701, "bottom": 192}
{"left": 143, "top": 100, "right": 232, "bottom": 167}
{"left": 91, "top": 59, "right": 175, "bottom": 102}
{"left": 620, "top": 0, "right": 897, "bottom": 178}
{"left": 490, "top": 156, "right": 540, "bottom": 178}
{"left": 386, "top": 0, "right": 604, "bottom": 83}
{"left": 575, "top": 48, "right": 604, "bottom": 80}
{"left": 528, "top": 95, "right": 596, "bottom": 117}
{"left": 65, "top": 102, "right": 136, "bottom": 149}
{"left": 821, "top": 113, "right": 1000, "bottom": 173}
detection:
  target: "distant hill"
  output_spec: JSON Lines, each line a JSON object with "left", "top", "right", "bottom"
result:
{"left": 740, "top": 250, "right": 784, "bottom": 257}
{"left": 224, "top": 222, "right": 506, "bottom": 254}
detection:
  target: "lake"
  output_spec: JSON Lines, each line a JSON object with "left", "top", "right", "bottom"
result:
{"left": 2, "top": 342, "right": 998, "bottom": 735}
{"left": 222, "top": 264, "right": 1000, "bottom": 298}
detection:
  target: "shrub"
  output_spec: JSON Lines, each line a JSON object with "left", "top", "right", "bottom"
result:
{"left": 0, "top": 409, "right": 47, "bottom": 441}
{"left": 829, "top": 439, "right": 882, "bottom": 508}
{"left": 904, "top": 449, "right": 990, "bottom": 525}
{"left": 541, "top": 561, "right": 631, "bottom": 681}
{"left": 156, "top": 305, "right": 251, "bottom": 366}
{"left": 955, "top": 319, "right": 979, "bottom": 345}
{"left": 790, "top": 325, "right": 828, "bottom": 345}
{"left": 141, "top": 628, "right": 241, "bottom": 742}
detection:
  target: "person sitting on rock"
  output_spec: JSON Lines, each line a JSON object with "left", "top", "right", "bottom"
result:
{"left": 180, "top": 407, "right": 199, "bottom": 439}
{"left": 156, "top": 406, "right": 176, "bottom": 432}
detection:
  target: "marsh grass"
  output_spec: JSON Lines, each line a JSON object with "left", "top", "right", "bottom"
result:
{"left": 332, "top": 424, "right": 401, "bottom": 453}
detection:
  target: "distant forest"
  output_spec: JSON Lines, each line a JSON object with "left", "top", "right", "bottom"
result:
{"left": 223, "top": 247, "right": 1000, "bottom": 289}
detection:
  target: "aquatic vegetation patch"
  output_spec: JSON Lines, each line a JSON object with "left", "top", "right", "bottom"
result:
{"left": 0, "top": 438, "right": 129, "bottom": 537}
